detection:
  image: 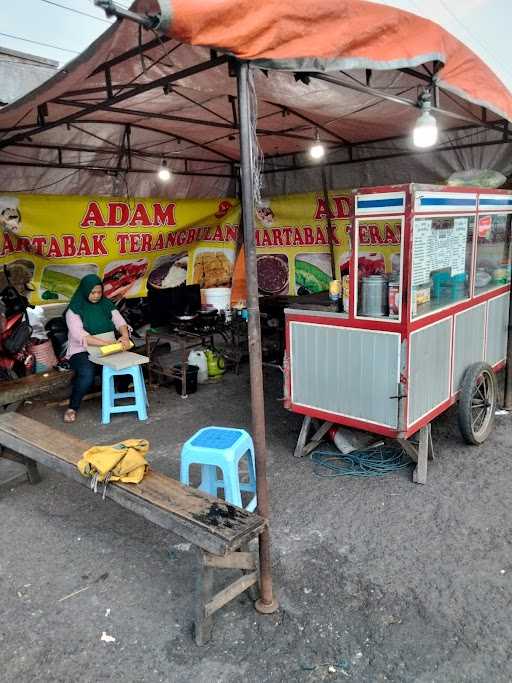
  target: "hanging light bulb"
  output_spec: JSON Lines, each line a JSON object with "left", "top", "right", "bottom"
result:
{"left": 309, "top": 131, "right": 325, "bottom": 160}
{"left": 157, "top": 159, "right": 171, "bottom": 181}
{"left": 413, "top": 94, "right": 438, "bottom": 148}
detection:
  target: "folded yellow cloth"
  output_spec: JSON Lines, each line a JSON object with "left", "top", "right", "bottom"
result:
{"left": 77, "top": 439, "right": 149, "bottom": 485}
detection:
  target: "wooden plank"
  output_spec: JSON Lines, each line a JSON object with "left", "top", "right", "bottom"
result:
{"left": 204, "top": 551, "right": 256, "bottom": 570}
{"left": 397, "top": 438, "right": 418, "bottom": 463}
{"left": 205, "top": 572, "right": 258, "bottom": 618}
{"left": 428, "top": 427, "right": 435, "bottom": 461}
{"left": 294, "top": 417, "right": 333, "bottom": 458}
{"left": 303, "top": 420, "right": 334, "bottom": 456}
{"left": 0, "top": 414, "right": 266, "bottom": 555}
{"left": 0, "top": 369, "right": 72, "bottom": 407}
{"left": 413, "top": 425, "right": 429, "bottom": 485}
{"left": 293, "top": 415, "right": 312, "bottom": 458}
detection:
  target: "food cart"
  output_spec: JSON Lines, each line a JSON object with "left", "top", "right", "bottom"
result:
{"left": 284, "top": 184, "right": 512, "bottom": 482}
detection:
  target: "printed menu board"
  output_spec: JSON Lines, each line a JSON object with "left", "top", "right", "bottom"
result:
{"left": 451, "top": 217, "right": 469, "bottom": 275}
{"left": 412, "top": 216, "right": 469, "bottom": 285}
{"left": 412, "top": 218, "right": 432, "bottom": 285}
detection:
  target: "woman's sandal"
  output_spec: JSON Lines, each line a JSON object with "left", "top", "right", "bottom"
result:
{"left": 64, "top": 409, "right": 77, "bottom": 423}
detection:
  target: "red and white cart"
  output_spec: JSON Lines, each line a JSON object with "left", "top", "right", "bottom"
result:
{"left": 284, "top": 184, "right": 512, "bottom": 482}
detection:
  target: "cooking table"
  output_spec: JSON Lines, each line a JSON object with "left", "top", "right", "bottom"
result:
{"left": 145, "top": 315, "right": 248, "bottom": 396}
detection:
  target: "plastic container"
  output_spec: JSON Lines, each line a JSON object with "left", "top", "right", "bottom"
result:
{"left": 29, "top": 339, "right": 57, "bottom": 374}
{"left": 188, "top": 350, "right": 208, "bottom": 383}
{"left": 204, "top": 287, "right": 231, "bottom": 320}
{"left": 173, "top": 364, "right": 199, "bottom": 395}
{"left": 388, "top": 280, "right": 400, "bottom": 317}
{"left": 341, "top": 275, "right": 350, "bottom": 313}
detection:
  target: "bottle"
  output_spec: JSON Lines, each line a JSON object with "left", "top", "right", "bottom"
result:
{"left": 329, "top": 279, "right": 341, "bottom": 311}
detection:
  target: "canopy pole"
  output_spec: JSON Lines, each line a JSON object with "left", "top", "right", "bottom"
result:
{"left": 94, "top": 0, "right": 159, "bottom": 28}
{"left": 320, "top": 165, "right": 337, "bottom": 280}
{"left": 236, "top": 60, "right": 278, "bottom": 614}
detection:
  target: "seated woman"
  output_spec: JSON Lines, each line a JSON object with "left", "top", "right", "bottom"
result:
{"left": 64, "top": 274, "right": 131, "bottom": 423}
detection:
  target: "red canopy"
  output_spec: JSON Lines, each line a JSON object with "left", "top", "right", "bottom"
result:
{"left": 156, "top": 0, "right": 512, "bottom": 122}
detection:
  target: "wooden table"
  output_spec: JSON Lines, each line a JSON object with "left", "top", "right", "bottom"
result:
{"left": 145, "top": 317, "right": 248, "bottom": 395}
{"left": 145, "top": 328, "right": 204, "bottom": 397}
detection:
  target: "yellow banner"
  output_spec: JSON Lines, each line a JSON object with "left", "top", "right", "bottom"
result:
{"left": 253, "top": 191, "right": 401, "bottom": 295}
{"left": 0, "top": 194, "right": 240, "bottom": 304}
{"left": 0, "top": 191, "right": 401, "bottom": 303}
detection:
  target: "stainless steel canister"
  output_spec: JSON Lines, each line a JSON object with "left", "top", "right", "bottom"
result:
{"left": 361, "top": 275, "right": 388, "bottom": 317}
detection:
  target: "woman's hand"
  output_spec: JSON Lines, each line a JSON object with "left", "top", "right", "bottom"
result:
{"left": 119, "top": 336, "right": 131, "bottom": 351}
{"left": 86, "top": 335, "right": 109, "bottom": 347}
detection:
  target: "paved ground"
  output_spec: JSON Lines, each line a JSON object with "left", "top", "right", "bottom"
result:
{"left": 1, "top": 366, "right": 512, "bottom": 682}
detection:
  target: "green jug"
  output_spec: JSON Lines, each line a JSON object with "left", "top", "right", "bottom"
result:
{"left": 205, "top": 349, "right": 226, "bottom": 377}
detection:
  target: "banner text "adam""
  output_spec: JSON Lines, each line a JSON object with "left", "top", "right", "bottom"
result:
{"left": 80, "top": 202, "right": 176, "bottom": 228}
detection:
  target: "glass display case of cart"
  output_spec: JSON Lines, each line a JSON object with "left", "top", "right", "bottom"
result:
{"left": 411, "top": 214, "right": 474, "bottom": 319}
{"left": 475, "top": 213, "right": 512, "bottom": 295}
{"left": 355, "top": 215, "right": 403, "bottom": 320}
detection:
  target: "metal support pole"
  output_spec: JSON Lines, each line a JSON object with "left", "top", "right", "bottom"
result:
{"left": 94, "top": 0, "right": 159, "bottom": 28}
{"left": 236, "top": 60, "right": 278, "bottom": 614}
{"left": 320, "top": 165, "right": 337, "bottom": 280}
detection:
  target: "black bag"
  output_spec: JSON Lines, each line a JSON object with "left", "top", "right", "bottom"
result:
{"left": 3, "top": 318, "right": 32, "bottom": 355}
{"left": 45, "top": 316, "right": 68, "bottom": 360}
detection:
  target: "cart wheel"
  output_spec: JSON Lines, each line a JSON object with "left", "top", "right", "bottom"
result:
{"left": 458, "top": 362, "right": 497, "bottom": 445}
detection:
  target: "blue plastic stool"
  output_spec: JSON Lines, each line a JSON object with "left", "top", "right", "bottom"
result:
{"left": 180, "top": 427, "right": 257, "bottom": 511}
{"left": 101, "top": 364, "right": 148, "bottom": 424}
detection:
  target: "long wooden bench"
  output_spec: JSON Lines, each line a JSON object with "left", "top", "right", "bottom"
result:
{"left": 0, "top": 413, "right": 267, "bottom": 645}
{"left": 0, "top": 369, "right": 72, "bottom": 410}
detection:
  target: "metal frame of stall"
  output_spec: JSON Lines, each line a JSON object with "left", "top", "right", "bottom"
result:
{"left": 284, "top": 184, "right": 512, "bottom": 482}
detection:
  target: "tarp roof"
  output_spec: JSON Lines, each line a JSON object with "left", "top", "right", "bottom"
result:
{"left": 0, "top": 0, "right": 510, "bottom": 197}
{"left": 157, "top": 0, "right": 512, "bottom": 122}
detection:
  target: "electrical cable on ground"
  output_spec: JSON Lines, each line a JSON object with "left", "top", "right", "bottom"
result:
{"left": 310, "top": 444, "right": 413, "bottom": 477}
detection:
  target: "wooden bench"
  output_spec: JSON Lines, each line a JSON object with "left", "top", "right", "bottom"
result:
{"left": 0, "top": 413, "right": 267, "bottom": 645}
{"left": 0, "top": 369, "right": 72, "bottom": 410}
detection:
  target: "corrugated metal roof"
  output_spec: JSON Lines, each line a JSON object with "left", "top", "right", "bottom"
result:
{"left": 0, "top": 47, "right": 58, "bottom": 106}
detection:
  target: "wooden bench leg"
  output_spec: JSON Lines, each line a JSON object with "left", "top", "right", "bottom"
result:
{"left": 194, "top": 546, "right": 259, "bottom": 646}
{"left": 25, "top": 457, "right": 42, "bottom": 485}
{"left": 241, "top": 542, "right": 259, "bottom": 601}
{"left": 0, "top": 447, "right": 41, "bottom": 485}
{"left": 194, "top": 549, "right": 214, "bottom": 646}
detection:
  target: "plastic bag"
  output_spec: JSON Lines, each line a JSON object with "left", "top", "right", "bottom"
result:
{"left": 447, "top": 169, "right": 506, "bottom": 188}
{"left": 27, "top": 306, "right": 48, "bottom": 340}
